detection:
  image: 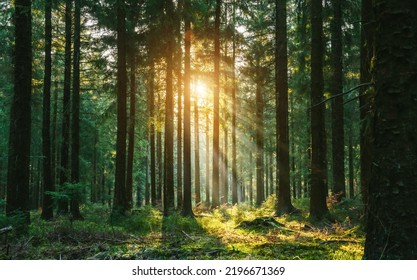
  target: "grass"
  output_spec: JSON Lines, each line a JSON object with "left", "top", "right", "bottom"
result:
{"left": 0, "top": 196, "right": 364, "bottom": 260}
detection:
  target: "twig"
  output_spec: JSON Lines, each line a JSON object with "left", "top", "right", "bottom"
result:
{"left": 182, "top": 231, "right": 195, "bottom": 241}
{"left": 310, "top": 82, "right": 373, "bottom": 110}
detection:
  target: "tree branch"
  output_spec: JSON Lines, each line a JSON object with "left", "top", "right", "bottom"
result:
{"left": 309, "top": 82, "right": 373, "bottom": 110}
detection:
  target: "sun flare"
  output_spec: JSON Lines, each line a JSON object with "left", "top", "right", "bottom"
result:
{"left": 194, "top": 80, "right": 208, "bottom": 101}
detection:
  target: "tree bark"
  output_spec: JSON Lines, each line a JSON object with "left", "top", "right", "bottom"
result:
{"left": 163, "top": 0, "right": 176, "bottom": 216}
{"left": 330, "top": 0, "right": 345, "bottom": 201}
{"left": 194, "top": 99, "right": 201, "bottom": 205}
{"left": 58, "top": 0, "right": 72, "bottom": 215}
{"left": 212, "top": 0, "right": 221, "bottom": 208}
{"left": 255, "top": 59, "right": 264, "bottom": 207}
{"left": 364, "top": 0, "right": 417, "bottom": 259}
{"left": 309, "top": 0, "right": 329, "bottom": 219}
{"left": 70, "top": 0, "right": 83, "bottom": 220}
{"left": 359, "top": 0, "right": 374, "bottom": 210}
{"left": 126, "top": 38, "right": 136, "bottom": 211}
{"left": 41, "top": 0, "right": 53, "bottom": 221}
{"left": 205, "top": 111, "right": 211, "bottom": 205}
{"left": 182, "top": 2, "right": 193, "bottom": 217}
{"left": 7, "top": 0, "right": 32, "bottom": 228}
{"left": 148, "top": 59, "right": 156, "bottom": 206}
{"left": 275, "top": 0, "right": 296, "bottom": 215}
{"left": 231, "top": 0, "right": 238, "bottom": 205}
{"left": 113, "top": 0, "right": 128, "bottom": 215}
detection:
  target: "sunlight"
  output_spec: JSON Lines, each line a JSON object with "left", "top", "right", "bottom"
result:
{"left": 194, "top": 80, "right": 208, "bottom": 102}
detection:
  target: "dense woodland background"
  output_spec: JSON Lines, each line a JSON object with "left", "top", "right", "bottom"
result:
{"left": 0, "top": 0, "right": 416, "bottom": 259}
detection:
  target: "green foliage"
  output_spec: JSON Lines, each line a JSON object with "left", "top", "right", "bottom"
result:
{"left": 47, "top": 182, "right": 88, "bottom": 204}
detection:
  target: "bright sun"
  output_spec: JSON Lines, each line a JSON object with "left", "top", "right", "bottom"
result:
{"left": 195, "top": 80, "right": 208, "bottom": 101}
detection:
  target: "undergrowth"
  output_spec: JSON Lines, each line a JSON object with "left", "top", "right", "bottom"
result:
{"left": 0, "top": 196, "right": 364, "bottom": 260}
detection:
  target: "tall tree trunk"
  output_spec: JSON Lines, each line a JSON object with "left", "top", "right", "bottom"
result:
{"left": 51, "top": 72, "right": 58, "bottom": 197}
{"left": 275, "top": 0, "right": 296, "bottom": 215}
{"left": 269, "top": 154, "right": 274, "bottom": 196}
{"left": 309, "top": 0, "right": 328, "bottom": 219}
{"left": 359, "top": 0, "right": 374, "bottom": 211}
{"left": 70, "top": 0, "right": 83, "bottom": 220}
{"left": 231, "top": 0, "right": 238, "bottom": 205}
{"left": 7, "top": 0, "right": 32, "bottom": 228}
{"left": 364, "top": 0, "right": 417, "bottom": 259}
{"left": 194, "top": 99, "right": 201, "bottom": 205}
{"left": 249, "top": 149, "right": 253, "bottom": 206}
{"left": 163, "top": 0, "right": 175, "bottom": 216}
{"left": 212, "top": 0, "right": 221, "bottom": 208}
{"left": 58, "top": 0, "right": 72, "bottom": 215}
{"left": 157, "top": 128, "right": 163, "bottom": 201}
{"left": 205, "top": 111, "right": 210, "bottom": 206}
{"left": 255, "top": 61, "right": 264, "bottom": 207}
{"left": 176, "top": 0, "right": 184, "bottom": 210}
{"left": 126, "top": 42, "right": 136, "bottom": 211}
{"left": 41, "top": 0, "right": 53, "bottom": 221}
{"left": 148, "top": 59, "right": 157, "bottom": 206}
{"left": 182, "top": 3, "right": 193, "bottom": 217}
{"left": 330, "top": 0, "right": 345, "bottom": 201}
{"left": 348, "top": 129, "right": 354, "bottom": 198}
{"left": 113, "top": 0, "right": 128, "bottom": 215}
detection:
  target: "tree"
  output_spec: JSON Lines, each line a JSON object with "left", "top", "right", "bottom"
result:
{"left": 364, "top": 0, "right": 417, "bottom": 260}
{"left": 70, "top": 0, "right": 83, "bottom": 220}
{"left": 212, "top": 0, "right": 221, "bottom": 208}
{"left": 41, "top": 0, "right": 53, "bottom": 221}
{"left": 231, "top": 0, "right": 238, "bottom": 205}
{"left": 176, "top": 0, "right": 184, "bottom": 210}
{"left": 255, "top": 52, "right": 264, "bottom": 207}
{"left": 6, "top": 0, "right": 32, "bottom": 227}
{"left": 309, "top": 0, "right": 328, "bottom": 219}
{"left": 148, "top": 58, "right": 157, "bottom": 206}
{"left": 113, "top": 0, "right": 128, "bottom": 214}
{"left": 330, "top": 0, "right": 345, "bottom": 200}
{"left": 359, "top": 0, "right": 374, "bottom": 207}
{"left": 58, "top": 0, "right": 72, "bottom": 215}
{"left": 275, "top": 0, "right": 296, "bottom": 215}
{"left": 194, "top": 98, "right": 201, "bottom": 204}
{"left": 163, "top": 0, "right": 176, "bottom": 216}
{"left": 126, "top": 32, "right": 136, "bottom": 211}
{"left": 182, "top": 0, "right": 193, "bottom": 217}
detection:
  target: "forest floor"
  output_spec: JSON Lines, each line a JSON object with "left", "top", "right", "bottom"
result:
{"left": 0, "top": 196, "right": 364, "bottom": 260}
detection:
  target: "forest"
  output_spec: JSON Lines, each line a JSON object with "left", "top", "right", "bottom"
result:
{"left": 0, "top": 0, "right": 416, "bottom": 260}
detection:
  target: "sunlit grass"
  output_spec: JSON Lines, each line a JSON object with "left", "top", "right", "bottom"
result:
{"left": 1, "top": 196, "right": 364, "bottom": 260}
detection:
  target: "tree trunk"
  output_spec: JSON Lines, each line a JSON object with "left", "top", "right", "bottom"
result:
{"left": 231, "top": 0, "right": 238, "bottom": 205}
{"left": 182, "top": 4, "right": 193, "bottom": 217}
{"left": 330, "top": 0, "right": 345, "bottom": 201}
{"left": 255, "top": 61, "right": 264, "bottom": 207}
{"left": 148, "top": 59, "right": 157, "bottom": 206}
{"left": 113, "top": 0, "right": 128, "bottom": 215}
{"left": 176, "top": 0, "right": 184, "bottom": 210}
{"left": 163, "top": 0, "right": 176, "bottom": 216}
{"left": 275, "top": 0, "right": 296, "bottom": 215}
{"left": 348, "top": 130, "right": 354, "bottom": 198}
{"left": 309, "top": 0, "right": 328, "bottom": 219}
{"left": 212, "top": 0, "right": 221, "bottom": 208}
{"left": 126, "top": 43, "right": 136, "bottom": 211}
{"left": 157, "top": 128, "right": 163, "bottom": 201}
{"left": 249, "top": 149, "right": 253, "bottom": 206}
{"left": 205, "top": 111, "right": 211, "bottom": 206}
{"left": 359, "top": 0, "right": 374, "bottom": 210}
{"left": 7, "top": 0, "right": 32, "bottom": 228}
{"left": 70, "top": 0, "right": 83, "bottom": 220}
{"left": 364, "top": 0, "right": 417, "bottom": 259}
{"left": 58, "top": 0, "right": 72, "bottom": 215}
{"left": 194, "top": 99, "right": 201, "bottom": 205}
{"left": 41, "top": 0, "right": 53, "bottom": 221}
